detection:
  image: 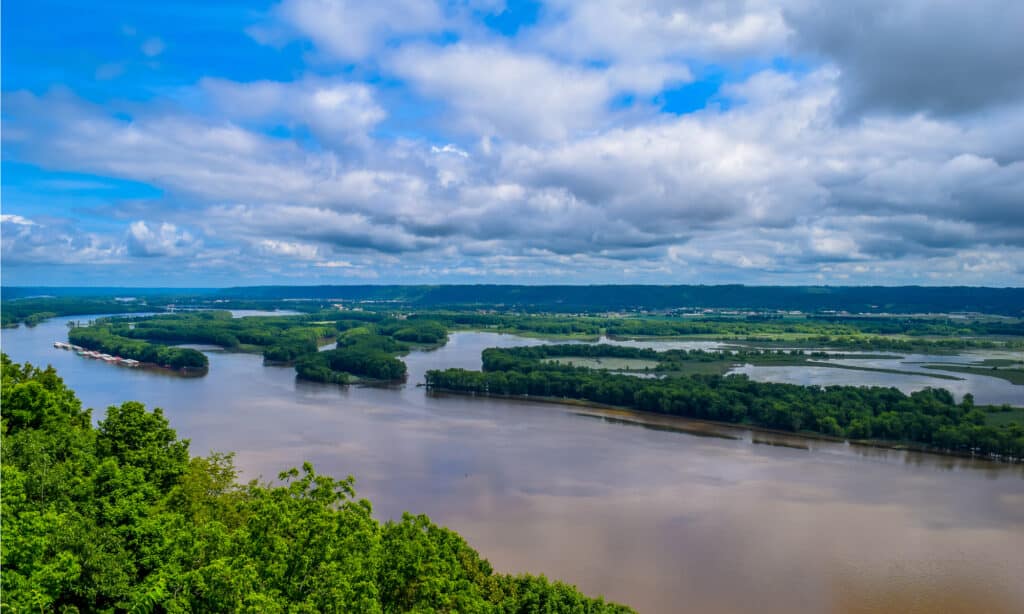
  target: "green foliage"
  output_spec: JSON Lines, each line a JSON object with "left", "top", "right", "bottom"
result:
{"left": 298, "top": 331, "right": 409, "bottom": 383}
{"left": 0, "top": 354, "right": 632, "bottom": 613}
{"left": 294, "top": 355, "right": 350, "bottom": 385}
{"left": 427, "top": 347, "right": 1024, "bottom": 460}
{"left": 377, "top": 319, "right": 449, "bottom": 345}
{"left": 68, "top": 325, "right": 208, "bottom": 370}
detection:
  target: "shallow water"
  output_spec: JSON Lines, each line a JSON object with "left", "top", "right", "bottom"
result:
{"left": 4, "top": 318, "right": 1023, "bottom": 613}
{"left": 731, "top": 350, "right": 1023, "bottom": 405}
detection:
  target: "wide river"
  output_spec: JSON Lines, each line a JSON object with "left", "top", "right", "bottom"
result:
{"left": 4, "top": 316, "right": 1024, "bottom": 613}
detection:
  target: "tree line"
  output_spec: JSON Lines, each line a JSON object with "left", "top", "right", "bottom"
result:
{"left": 68, "top": 326, "right": 208, "bottom": 370}
{"left": 426, "top": 346, "right": 1024, "bottom": 461}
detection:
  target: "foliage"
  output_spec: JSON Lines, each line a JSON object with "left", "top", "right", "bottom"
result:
{"left": 0, "top": 354, "right": 633, "bottom": 613}
{"left": 297, "top": 329, "right": 409, "bottom": 383}
{"left": 69, "top": 326, "right": 208, "bottom": 370}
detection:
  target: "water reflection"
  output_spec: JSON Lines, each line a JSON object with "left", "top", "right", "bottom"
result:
{"left": 2, "top": 320, "right": 1022, "bottom": 614}
{"left": 730, "top": 360, "right": 1022, "bottom": 405}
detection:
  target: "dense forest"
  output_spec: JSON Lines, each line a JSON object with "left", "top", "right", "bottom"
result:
{"left": 426, "top": 346, "right": 1024, "bottom": 460}
{"left": 0, "top": 354, "right": 632, "bottom": 612}
{"left": 296, "top": 327, "right": 411, "bottom": 383}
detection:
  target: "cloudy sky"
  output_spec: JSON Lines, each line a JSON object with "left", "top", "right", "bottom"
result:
{"left": 2, "top": 0, "right": 1023, "bottom": 286}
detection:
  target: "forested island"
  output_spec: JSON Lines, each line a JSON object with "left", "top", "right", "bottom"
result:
{"left": 0, "top": 354, "right": 633, "bottom": 612}
{"left": 64, "top": 310, "right": 446, "bottom": 382}
{"left": 425, "top": 344, "right": 1024, "bottom": 461}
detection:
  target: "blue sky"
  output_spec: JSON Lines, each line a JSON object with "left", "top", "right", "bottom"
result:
{"left": 3, "top": 0, "right": 1023, "bottom": 286}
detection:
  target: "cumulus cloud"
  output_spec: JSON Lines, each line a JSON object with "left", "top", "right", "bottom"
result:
{"left": 126, "top": 221, "right": 198, "bottom": 257}
{"left": 390, "top": 42, "right": 689, "bottom": 141}
{"left": 2, "top": 215, "right": 125, "bottom": 265}
{"left": 1, "top": 214, "right": 37, "bottom": 226}
{"left": 200, "top": 76, "right": 385, "bottom": 145}
{"left": 534, "top": 0, "right": 790, "bottom": 62}
{"left": 256, "top": 239, "right": 322, "bottom": 260}
{"left": 253, "top": 0, "right": 443, "bottom": 61}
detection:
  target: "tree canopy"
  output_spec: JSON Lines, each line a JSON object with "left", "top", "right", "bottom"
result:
{"left": 1, "top": 354, "right": 632, "bottom": 613}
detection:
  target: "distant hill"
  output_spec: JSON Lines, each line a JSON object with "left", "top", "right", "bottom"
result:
{"left": 215, "top": 284, "right": 1024, "bottom": 315}
{"left": 4, "top": 284, "right": 1022, "bottom": 315}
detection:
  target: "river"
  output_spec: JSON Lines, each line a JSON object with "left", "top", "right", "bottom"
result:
{"left": 3, "top": 316, "right": 1023, "bottom": 613}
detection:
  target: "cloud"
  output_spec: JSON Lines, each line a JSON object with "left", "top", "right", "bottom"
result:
{"left": 200, "top": 76, "right": 385, "bottom": 145}
{"left": 390, "top": 42, "right": 689, "bottom": 141}
{"left": 1, "top": 215, "right": 125, "bottom": 265}
{"left": 315, "top": 260, "right": 355, "bottom": 268}
{"left": 253, "top": 0, "right": 443, "bottom": 61}
{"left": 785, "top": 0, "right": 1024, "bottom": 117}
{"left": 1, "top": 214, "right": 37, "bottom": 226}
{"left": 534, "top": 0, "right": 790, "bottom": 63}
{"left": 256, "top": 239, "right": 322, "bottom": 260}
{"left": 126, "top": 221, "right": 198, "bottom": 257}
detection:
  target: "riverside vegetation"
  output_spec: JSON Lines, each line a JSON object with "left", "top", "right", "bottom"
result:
{"left": 64, "top": 311, "right": 447, "bottom": 382}
{"left": 0, "top": 354, "right": 633, "bottom": 613}
{"left": 425, "top": 344, "right": 1024, "bottom": 460}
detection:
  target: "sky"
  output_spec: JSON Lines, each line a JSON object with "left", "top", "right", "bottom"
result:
{"left": 2, "top": 0, "right": 1023, "bottom": 287}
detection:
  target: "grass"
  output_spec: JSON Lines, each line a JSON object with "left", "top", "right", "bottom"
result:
{"left": 922, "top": 364, "right": 1024, "bottom": 385}
{"left": 659, "top": 361, "right": 739, "bottom": 376}
{"left": 976, "top": 358, "right": 1024, "bottom": 367}
{"left": 542, "top": 357, "right": 661, "bottom": 371}
{"left": 804, "top": 361, "right": 962, "bottom": 380}
{"left": 986, "top": 408, "right": 1024, "bottom": 427}
{"left": 541, "top": 354, "right": 967, "bottom": 381}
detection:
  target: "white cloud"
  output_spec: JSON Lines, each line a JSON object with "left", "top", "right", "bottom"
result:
{"left": 200, "top": 76, "right": 385, "bottom": 145}
{"left": 534, "top": 0, "right": 790, "bottom": 63}
{"left": 257, "top": 239, "right": 322, "bottom": 260}
{"left": 390, "top": 42, "right": 689, "bottom": 141}
{"left": 315, "top": 260, "right": 355, "bottom": 268}
{"left": 254, "top": 0, "right": 443, "bottom": 61}
{"left": 2, "top": 215, "right": 126, "bottom": 265}
{"left": 431, "top": 144, "right": 469, "bottom": 157}
{"left": 126, "top": 221, "right": 197, "bottom": 257}
{"left": 1, "top": 214, "right": 37, "bottom": 226}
